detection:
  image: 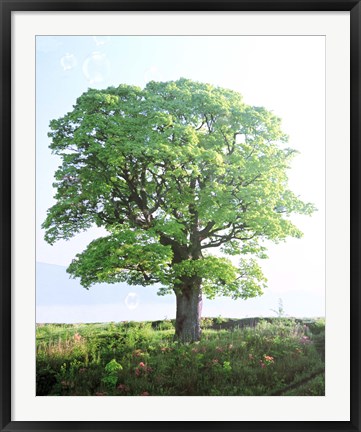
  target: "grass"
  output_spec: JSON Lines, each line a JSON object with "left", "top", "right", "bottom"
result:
{"left": 36, "top": 317, "right": 325, "bottom": 396}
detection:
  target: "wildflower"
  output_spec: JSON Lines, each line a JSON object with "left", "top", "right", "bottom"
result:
{"left": 117, "top": 383, "right": 129, "bottom": 392}
{"left": 259, "top": 361, "right": 266, "bottom": 368}
{"left": 263, "top": 355, "right": 274, "bottom": 364}
{"left": 74, "top": 333, "right": 81, "bottom": 342}
{"left": 140, "top": 391, "right": 150, "bottom": 396}
{"left": 135, "top": 362, "right": 152, "bottom": 376}
{"left": 300, "top": 336, "right": 311, "bottom": 344}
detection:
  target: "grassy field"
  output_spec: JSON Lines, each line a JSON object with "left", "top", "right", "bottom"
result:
{"left": 36, "top": 317, "right": 325, "bottom": 396}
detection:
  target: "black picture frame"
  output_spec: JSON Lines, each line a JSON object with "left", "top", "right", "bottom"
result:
{"left": 1, "top": 1, "right": 360, "bottom": 431}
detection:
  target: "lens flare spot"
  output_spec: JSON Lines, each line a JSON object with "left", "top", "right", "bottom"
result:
{"left": 82, "top": 51, "right": 110, "bottom": 84}
{"left": 60, "top": 53, "right": 77, "bottom": 71}
{"left": 125, "top": 292, "right": 140, "bottom": 310}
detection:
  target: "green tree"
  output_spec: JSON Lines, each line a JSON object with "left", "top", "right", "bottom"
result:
{"left": 43, "top": 78, "right": 315, "bottom": 342}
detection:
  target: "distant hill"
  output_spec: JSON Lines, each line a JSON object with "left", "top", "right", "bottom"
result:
{"left": 36, "top": 262, "right": 174, "bottom": 306}
{"left": 36, "top": 262, "right": 324, "bottom": 324}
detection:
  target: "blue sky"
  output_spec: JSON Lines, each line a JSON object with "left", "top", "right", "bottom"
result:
{"left": 36, "top": 35, "right": 325, "bottom": 322}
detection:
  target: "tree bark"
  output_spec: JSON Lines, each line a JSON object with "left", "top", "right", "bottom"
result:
{"left": 174, "top": 277, "right": 203, "bottom": 342}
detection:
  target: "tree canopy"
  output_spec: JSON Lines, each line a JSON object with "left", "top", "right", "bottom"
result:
{"left": 43, "top": 78, "right": 315, "bottom": 339}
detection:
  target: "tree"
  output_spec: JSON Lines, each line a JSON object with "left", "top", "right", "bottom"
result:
{"left": 43, "top": 78, "right": 315, "bottom": 342}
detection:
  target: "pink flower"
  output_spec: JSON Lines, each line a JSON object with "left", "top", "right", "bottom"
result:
{"left": 117, "top": 383, "right": 129, "bottom": 392}
{"left": 300, "top": 336, "right": 311, "bottom": 344}
{"left": 260, "top": 361, "right": 266, "bottom": 368}
{"left": 135, "top": 362, "right": 152, "bottom": 376}
{"left": 74, "top": 333, "right": 82, "bottom": 342}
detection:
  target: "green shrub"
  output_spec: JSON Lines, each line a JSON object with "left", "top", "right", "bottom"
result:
{"left": 155, "top": 320, "right": 174, "bottom": 331}
{"left": 201, "top": 317, "right": 214, "bottom": 328}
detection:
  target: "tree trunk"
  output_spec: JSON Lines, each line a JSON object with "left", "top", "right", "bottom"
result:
{"left": 174, "top": 278, "right": 202, "bottom": 342}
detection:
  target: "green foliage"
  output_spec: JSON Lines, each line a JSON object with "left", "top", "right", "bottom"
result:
{"left": 154, "top": 320, "right": 174, "bottom": 331}
{"left": 67, "top": 230, "right": 173, "bottom": 288}
{"left": 36, "top": 318, "right": 325, "bottom": 396}
{"left": 43, "top": 78, "right": 315, "bottom": 303}
{"left": 283, "top": 374, "right": 325, "bottom": 396}
{"left": 200, "top": 317, "right": 214, "bottom": 328}
{"left": 102, "top": 359, "right": 123, "bottom": 390}
{"left": 104, "top": 358, "right": 123, "bottom": 373}
{"left": 214, "top": 316, "right": 226, "bottom": 324}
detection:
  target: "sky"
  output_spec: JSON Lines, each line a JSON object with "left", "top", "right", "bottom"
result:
{"left": 36, "top": 35, "right": 325, "bottom": 323}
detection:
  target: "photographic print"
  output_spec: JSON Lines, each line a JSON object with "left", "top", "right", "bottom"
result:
{"left": 36, "top": 35, "right": 325, "bottom": 397}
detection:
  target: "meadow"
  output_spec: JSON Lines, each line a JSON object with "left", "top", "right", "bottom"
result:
{"left": 36, "top": 317, "right": 325, "bottom": 396}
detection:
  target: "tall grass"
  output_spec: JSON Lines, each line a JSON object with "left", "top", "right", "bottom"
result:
{"left": 36, "top": 317, "right": 325, "bottom": 396}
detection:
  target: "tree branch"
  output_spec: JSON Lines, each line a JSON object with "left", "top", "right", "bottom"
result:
{"left": 200, "top": 223, "right": 255, "bottom": 249}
